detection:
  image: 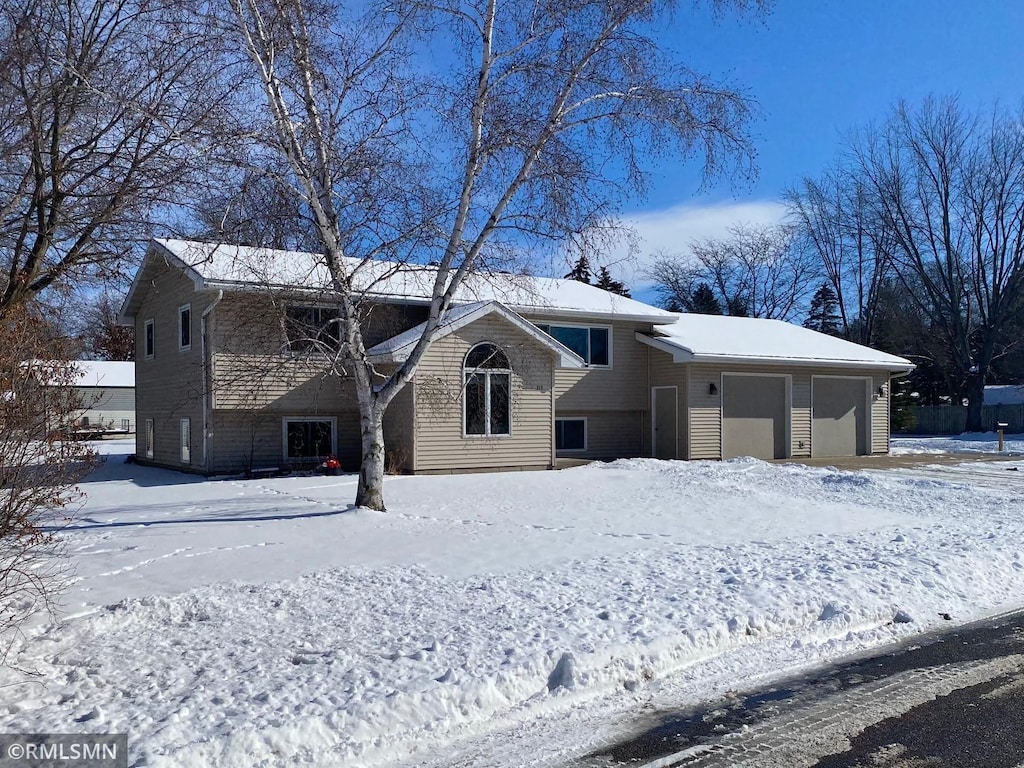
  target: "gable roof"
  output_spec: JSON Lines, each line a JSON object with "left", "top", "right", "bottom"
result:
{"left": 637, "top": 313, "right": 915, "bottom": 371}
{"left": 366, "top": 301, "right": 585, "bottom": 368}
{"left": 120, "top": 239, "right": 675, "bottom": 323}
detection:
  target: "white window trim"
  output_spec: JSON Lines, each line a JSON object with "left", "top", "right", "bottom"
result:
{"left": 178, "top": 303, "right": 192, "bottom": 352}
{"left": 462, "top": 343, "right": 513, "bottom": 439}
{"left": 281, "top": 416, "right": 338, "bottom": 460}
{"left": 537, "top": 322, "right": 613, "bottom": 368}
{"left": 555, "top": 417, "right": 588, "bottom": 452}
{"left": 144, "top": 318, "right": 154, "bottom": 360}
{"left": 180, "top": 418, "right": 191, "bottom": 464}
{"left": 145, "top": 418, "right": 154, "bottom": 459}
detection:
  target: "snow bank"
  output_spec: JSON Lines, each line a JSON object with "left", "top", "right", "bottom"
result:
{"left": 891, "top": 432, "right": 1024, "bottom": 455}
{"left": 4, "top": 452, "right": 1024, "bottom": 766}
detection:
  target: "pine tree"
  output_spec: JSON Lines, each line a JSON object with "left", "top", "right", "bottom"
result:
{"left": 726, "top": 294, "right": 750, "bottom": 317}
{"left": 564, "top": 254, "right": 592, "bottom": 284}
{"left": 803, "top": 282, "right": 842, "bottom": 335}
{"left": 685, "top": 282, "right": 722, "bottom": 315}
{"left": 595, "top": 266, "right": 631, "bottom": 297}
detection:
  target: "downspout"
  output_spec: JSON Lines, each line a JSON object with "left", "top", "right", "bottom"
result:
{"left": 201, "top": 291, "right": 224, "bottom": 472}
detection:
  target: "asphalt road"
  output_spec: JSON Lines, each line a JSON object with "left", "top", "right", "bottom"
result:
{"left": 577, "top": 610, "right": 1024, "bottom": 768}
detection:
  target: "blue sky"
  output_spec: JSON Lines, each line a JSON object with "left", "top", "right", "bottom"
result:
{"left": 614, "top": 0, "right": 1024, "bottom": 288}
{"left": 648, "top": 0, "right": 1024, "bottom": 206}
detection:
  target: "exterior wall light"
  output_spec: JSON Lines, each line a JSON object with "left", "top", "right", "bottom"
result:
{"left": 709, "top": 382, "right": 718, "bottom": 395}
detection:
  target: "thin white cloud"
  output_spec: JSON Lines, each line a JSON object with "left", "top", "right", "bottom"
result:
{"left": 616, "top": 199, "right": 789, "bottom": 288}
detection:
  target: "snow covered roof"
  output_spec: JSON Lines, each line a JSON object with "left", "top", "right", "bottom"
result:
{"left": 122, "top": 239, "right": 673, "bottom": 323}
{"left": 984, "top": 385, "right": 1024, "bottom": 405}
{"left": 367, "top": 301, "right": 585, "bottom": 368}
{"left": 30, "top": 360, "right": 135, "bottom": 388}
{"left": 638, "top": 314, "right": 915, "bottom": 371}
{"left": 72, "top": 361, "right": 135, "bottom": 388}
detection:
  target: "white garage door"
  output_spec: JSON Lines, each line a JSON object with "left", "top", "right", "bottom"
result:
{"left": 722, "top": 375, "right": 788, "bottom": 460}
{"left": 812, "top": 377, "right": 869, "bottom": 458}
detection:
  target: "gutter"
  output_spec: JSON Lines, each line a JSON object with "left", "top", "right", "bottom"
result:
{"left": 200, "top": 290, "right": 224, "bottom": 472}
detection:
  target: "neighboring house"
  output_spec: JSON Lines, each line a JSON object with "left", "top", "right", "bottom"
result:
{"left": 69, "top": 361, "right": 136, "bottom": 435}
{"left": 28, "top": 360, "right": 135, "bottom": 436}
{"left": 118, "top": 239, "right": 914, "bottom": 474}
{"left": 983, "top": 385, "right": 1024, "bottom": 406}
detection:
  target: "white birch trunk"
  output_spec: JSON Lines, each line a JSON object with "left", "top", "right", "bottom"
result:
{"left": 355, "top": 403, "right": 386, "bottom": 510}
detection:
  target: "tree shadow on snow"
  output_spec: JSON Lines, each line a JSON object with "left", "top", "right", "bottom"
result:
{"left": 50, "top": 504, "right": 359, "bottom": 532}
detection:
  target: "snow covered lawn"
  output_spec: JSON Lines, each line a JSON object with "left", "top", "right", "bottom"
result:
{"left": 4, "top": 440, "right": 1024, "bottom": 767}
{"left": 892, "top": 431, "right": 1024, "bottom": 454}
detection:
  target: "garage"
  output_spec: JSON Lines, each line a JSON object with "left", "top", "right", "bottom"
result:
{"left": 812, "top": 376, "right": 869, "bottom": 457}
{"left": 722, "top": 374, "right": 788, "bottom": 460}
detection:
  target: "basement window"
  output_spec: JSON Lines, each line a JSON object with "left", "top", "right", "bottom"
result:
{"left": 283, "top": 417, "right": 336, "bottom": 460}
{"left": 555, "top": 418, "right": 587, "bottom": 451}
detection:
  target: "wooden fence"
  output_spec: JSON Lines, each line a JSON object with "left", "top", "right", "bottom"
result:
{"left": 904, "top": 404, "right": 1024, "bottom": 435}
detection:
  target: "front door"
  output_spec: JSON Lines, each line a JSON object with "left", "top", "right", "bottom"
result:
{"left": 652, "top": 386, "right": 678, "bottom": 459}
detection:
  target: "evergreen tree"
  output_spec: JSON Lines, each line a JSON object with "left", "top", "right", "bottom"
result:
{"left": 685, "top": 282, "right": 722, "bottom": 315}
{"left": 564, "top": 254, "right": 592, "bottom": 284}
{"left": 803, "top": 282, "right": 842, "bottom": 335}
{"left": 726, "top": 294, "right": 750, "bottom": 317}
{"left": 595, "top": 266, "right": 631, "bottom": 297}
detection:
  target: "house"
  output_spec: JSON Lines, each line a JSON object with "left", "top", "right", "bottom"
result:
{"left": 118, "top": 239, "right": 913, "bottom": 474}
{"left": 68, "top": 361, "right": 136, "bottom": 435}
{"left": 26, "top": 360, "right": 135, "bottom": 436}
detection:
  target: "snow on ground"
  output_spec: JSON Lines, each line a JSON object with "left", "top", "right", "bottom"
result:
{"left": 4, "top": 440, "right": 1024, "bottom": 767}
{"left": 891, "top": 431, "right": 1024, "bottom": 455}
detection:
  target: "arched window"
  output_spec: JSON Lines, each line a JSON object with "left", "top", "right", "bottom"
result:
{"left": 464, "top": 343, "right": 511, "bottom": 436}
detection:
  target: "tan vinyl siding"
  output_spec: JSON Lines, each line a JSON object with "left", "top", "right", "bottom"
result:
{"left": 648, "top": 346, "right": 689, "bottom": 459}
{"left": 133, "top": 261, "right": 213, "bottom": 468}
{"left": 688, "top": 364, "right": 722, "bottom": 460}
{"left": 791, "top": 374, "right": 812, "bottom": 457}
{"left": 209, "top": 410, "right": 362, "bottom": 474}
{"left": 413, "top": 314, "right": 555, "bottom": 472}
{"left": 685, "top": 361, "right": 894, "bottom": 460}
{"left": 555, "top": 410, "right": 644, "bottom": 460}
{"left": 646, "top": 344, "right": 896, "bottom": 461}
{"left": 212, "top": 353, "right": 358, "bottom": 411}
{"left": 524, "top": 319, "right": 651, "bottom": 411}
{"left": 383, "top": 383, "right": 415, "bottom": 473}
{"left": 872, "top": 372, "right": 890, "bottom": 453}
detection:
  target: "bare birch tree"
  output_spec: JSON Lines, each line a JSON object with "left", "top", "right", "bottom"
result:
{"left": 852, "top": 97, "right": 1024, "bottom": 431}
{"left": 222, "top": 0, "right": 763, "bottom": 510}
